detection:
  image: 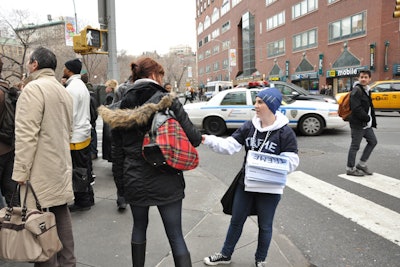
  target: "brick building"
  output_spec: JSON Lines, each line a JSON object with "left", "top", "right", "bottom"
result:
{"left": 196, "top": 0, "right": 400, "bottom": 95}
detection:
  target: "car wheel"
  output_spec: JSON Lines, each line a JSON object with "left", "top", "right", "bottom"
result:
{"left": 204, "top": 116, "right": 227, "bottom": 136}
{"left": 298, "top": 114, "right": 324, "bottom": 136}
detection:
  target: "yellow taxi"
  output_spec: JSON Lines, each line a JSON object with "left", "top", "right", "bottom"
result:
{"left": 335, "top": 80, "right": 400, "bottom": 112}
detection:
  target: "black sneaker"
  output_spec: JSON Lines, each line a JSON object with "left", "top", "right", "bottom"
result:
{"left": 346, "top": 168, "right": 364, "bottom": 176}
{"left": 204, "top": 252, "right": 231, "bottom": 265}
{"left": 68, "top": 204, "right": 91, "bottom": 212}
{"left": 117, "top": 196, "right": 127, "bottom": 211}
{"left": 356, "top": 164, "right": 372, "bottom": 175}
{"left": 255, "top": 261, "right": 266, "bottom": 267}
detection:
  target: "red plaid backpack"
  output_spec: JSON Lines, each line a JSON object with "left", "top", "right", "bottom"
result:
{"left": 142, "top": 110, "right": 199, "bottom": 171}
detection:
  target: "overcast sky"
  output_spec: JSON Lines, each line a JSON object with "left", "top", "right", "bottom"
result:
{"left": 2, "top": 0, "right": 197, "bottom": 55}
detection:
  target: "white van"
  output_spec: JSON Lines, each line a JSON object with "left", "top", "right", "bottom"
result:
{"left": 204, "top": 81, "right": 233, "bottom": 100}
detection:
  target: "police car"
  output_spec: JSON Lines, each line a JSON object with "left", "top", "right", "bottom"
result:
{"left": 184, "top": 87, "right": 346, "bottom": 136}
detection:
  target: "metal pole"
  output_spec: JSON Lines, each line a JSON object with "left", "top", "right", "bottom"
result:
{"left": 72, "top": 0, "right": 78, "bottom": 33}
{"left": 106, "top": 0, "right": 120, "bottom": 81}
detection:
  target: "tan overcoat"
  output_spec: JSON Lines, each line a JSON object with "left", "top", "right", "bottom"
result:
{"left": 12, "top": 68, "right": 74, "bottom": 209}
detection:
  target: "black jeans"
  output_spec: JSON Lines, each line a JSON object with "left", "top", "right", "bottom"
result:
{"left": 130, "top": 199, "right": 189, "bottom": 256}
{"left": 347, "top": 127, "right": 377, "bottom": 168}
{"left": 0, "top": 150, "right": 19, "bottom": 207}
{"left": 71, "top": 146, "right": 94, "bottom": 207}
{"left": 90, "top": 127, "right": 98, "bottom": 157}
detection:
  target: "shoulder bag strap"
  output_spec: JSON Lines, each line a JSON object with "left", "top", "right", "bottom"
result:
{"left": 23, "top": 181, "right": 42, "bottom": 211}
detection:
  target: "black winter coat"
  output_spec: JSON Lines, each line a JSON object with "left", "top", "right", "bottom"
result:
{"left": 103, "top": 79, "right": 202, "bottom": 206}
{"left": 349, "top": 84, "right": 377, "bottom": 129}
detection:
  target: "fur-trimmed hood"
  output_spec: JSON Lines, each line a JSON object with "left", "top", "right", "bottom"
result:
{"left": 98, "top": 93, "right": 176, "bottom": 129}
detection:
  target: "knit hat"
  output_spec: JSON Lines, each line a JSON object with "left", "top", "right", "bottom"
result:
{"left": 256, "top": 87, "right": 282, "bottom": 114}
{"left": 65, "top": 59, "right": 82, "bottom": 74}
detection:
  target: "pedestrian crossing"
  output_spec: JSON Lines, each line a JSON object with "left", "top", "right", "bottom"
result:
{"left": 286, "top": 171, "right": 400, "bottom": 247}
{"left": 338, "top": 173, "right": 400, "bottom": 199}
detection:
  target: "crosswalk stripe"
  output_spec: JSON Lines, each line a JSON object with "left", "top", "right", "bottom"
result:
{"left": 338, "top": 173, "right": 400, "bottom": 199}
{"left": 287, "top": 171, "right": 400, "bottom": 246}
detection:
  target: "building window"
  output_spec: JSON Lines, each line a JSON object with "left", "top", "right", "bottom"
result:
{"left": 198, "top": 53, "right": 204, "bottom": 61}
{"left": 198, "top": 40, "right": 203, "bottom": 48}
{"left": 204, "top": 16, "right": 211, "bottom": 29}
{"left": 292, "top": 0, "right": 318, "bottom": 20}
{"left": 212, "top": 7, "right": 220, "bottom": 23}
{"left": 223, "top": 58, "right": 229, "bottom": 69}
{"left": 205, "top": 49, "right": 211, "bottom": 58}
{"left": 212, "top": 28, "right": 220, "bottom": 39}
{"left": 204, "top": 35, "right": 209, "bottom": 44}
{"left": 206, "top": 65, "right": 211, "bottom": 73}
{"left": 266, "top": 11, "right": 285, "bottom": 30}
{"left": 197, "top": 22, "right": 204, "bottom": 34}
{"left": 221, "top": 0, "right": 230, "bottom": 16}
{"left": 232, "top": 0, "right": 242, "bottom": 7}
{"left": 328, "top": 0, "right": 340, "bottom": 3}
{"left": 242, "top": 12, "right": 256, "bottom": 76}
{"left": 293, "top": 28, "right": 317, "bottom": 51}
{"left": 213, "top": 61, "right": 220, "bottom": 71}
{"left": 329, "top": 12, "right": 366, "bottom": 42}
{"left": 222, "top": 40, "right": 230, "bottom": 50}
{"left": 221, "top": 21, "right": 231, "bottom": 33}
{"left": 213, "top": 45, "right": 220, "bottom": 54}
{"left": 199, "top": 68, "right": 204, "bottom": 75}
{"left": 267, "top": 39, "right": 285, "bottom": 57}
{"left": 266, "top": 0, "right": 277, "bottom": 6}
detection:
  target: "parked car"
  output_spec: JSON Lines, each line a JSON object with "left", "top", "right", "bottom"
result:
{"left": 184, "top": 87, "right": 346, "bottom": 136}
{"left": 335, "top": 80, "right": 400, "bottom": 112}
{"left": 270, "top": 81, "right": 337, "bottom": 104}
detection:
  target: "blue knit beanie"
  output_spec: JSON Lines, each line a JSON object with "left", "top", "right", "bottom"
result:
{"left": 256, "top": 87, "right": 282, "bottom": 114}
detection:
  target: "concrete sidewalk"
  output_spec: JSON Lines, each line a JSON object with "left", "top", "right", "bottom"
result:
{"left": 0, "top": 158, "right": 309, "bottom": 267}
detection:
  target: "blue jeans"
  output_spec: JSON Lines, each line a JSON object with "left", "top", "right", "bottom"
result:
{"left": 347, "top": 127, "right": 377, "bottom": 168}
{"left": 221, "top": 184, "right": 281, "bottom": 262}
{"left": 130, "top": 200, "right": 189, "bottom": 256}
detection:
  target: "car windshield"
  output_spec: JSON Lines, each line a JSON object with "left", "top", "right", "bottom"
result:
{"left": 285, "top": 82, "right": 310, "bottom": 95}
{"left": 250, "top": 90, "right": 295, "bottom": 105}
{"left": 205, "top": 86, "right": 215, "bottom": 92}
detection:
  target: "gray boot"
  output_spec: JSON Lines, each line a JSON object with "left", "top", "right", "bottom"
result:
{"left": 173, "top": 253, "right": 192, "bottom": 267}
{"left": 131, "top": 241, "right": 146, "bottom": 267}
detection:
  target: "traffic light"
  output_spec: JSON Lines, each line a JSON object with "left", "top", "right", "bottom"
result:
{"left": 83, "top": 27, "right": 101, "bottom": 48}
{"left": 73, "top": 26, "right": 108, "bottom": 54}
{"left": 73, "top": 34, "right": 88, "bottom": 53}
{"left": 394, "top": 0, "right": 400, "bottom": 18}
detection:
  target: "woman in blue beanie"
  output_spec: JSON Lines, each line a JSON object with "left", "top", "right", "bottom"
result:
{"left": 202, "top": 88, "right": 299, "bottom": 267}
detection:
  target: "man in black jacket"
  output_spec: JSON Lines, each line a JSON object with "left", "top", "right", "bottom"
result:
{"left": 0, "top": 58, "right": 19, "bottom": 207}
{"left": 346, "top": 70, "right": 377, "bottom": 176}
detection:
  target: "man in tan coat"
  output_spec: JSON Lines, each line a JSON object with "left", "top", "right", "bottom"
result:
{"left": 12, "top": 47, "right": 76, "bottom": 266}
